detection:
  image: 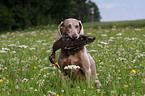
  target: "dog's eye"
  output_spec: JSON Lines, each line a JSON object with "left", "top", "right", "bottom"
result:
{"left": 75, "top": 25, "right": 79, "bottom": 28}
{"left": 68, "top": 24, "right": 72, "bottom": 29}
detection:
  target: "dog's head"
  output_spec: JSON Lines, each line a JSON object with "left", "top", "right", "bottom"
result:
{"left": 56, "top": 18, "right": 84, "bottom": 40}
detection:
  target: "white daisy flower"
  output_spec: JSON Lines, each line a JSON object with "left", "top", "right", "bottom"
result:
{"left": 64, "top": 65, "right": 80, "bottom": 70}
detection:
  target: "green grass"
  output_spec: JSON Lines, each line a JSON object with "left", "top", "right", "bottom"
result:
{"left": 0, "top": 23, "right": 145, "bottom": 96}
{"left": 84, "top": 19, "right": 145, "bottom": 28}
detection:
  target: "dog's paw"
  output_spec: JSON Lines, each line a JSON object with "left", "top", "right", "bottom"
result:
{"left": 95, "top": 80, "right": 102, "bottom": 88}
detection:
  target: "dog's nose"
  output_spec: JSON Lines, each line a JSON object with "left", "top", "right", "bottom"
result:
{"left": 72, "top": 34, "right": 78, "bottom": 39}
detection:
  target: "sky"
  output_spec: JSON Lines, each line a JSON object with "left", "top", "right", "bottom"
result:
{"left": 91, "top": 0, "right": 145, "bottom": 22}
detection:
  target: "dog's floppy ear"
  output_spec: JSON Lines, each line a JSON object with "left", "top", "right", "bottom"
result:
{"left": 56, "top": 21, "right": 64, "bottom": 40}
{"left": 79, "top": 21, "right": 84, "bottom": 35}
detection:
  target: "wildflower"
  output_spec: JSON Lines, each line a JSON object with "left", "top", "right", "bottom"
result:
{"left": 46, "top": 50, "right": 51, "bottom": 53}
{"left": 6, "top": 82, "right": 9, "bottom": 84}
{"left": 98, "top": 60, "right": 100, "bottom": 62}
{"left": 0, "top": 50, "right": 7, "bottom": 53}
{"left": 34, "top": 66, "right": 37, "bottom": 69}
{"left": 18, "top": 45, "right": 28, "bottom": 48}
{"left": 11, "top": 51, "right": 16, "bottom": 54}
{"left": 122, "top": 64, "right": 126, "bottom": 66}
{"left": 97, "top": 89, "right": 101, "bottom": 93}
{"left": 116, "top": 33, "right": 123, "bottom": 36}
{"left": 56, "top": 94, "right": 59, "bottom": 96}
{"left": 61, "top": 90, "right": 64, "bottom": 92}
{"left": 22, "top": 78, "right": 29, "bottom": 82}
{"left": 27, "top": 64, "right": 30, "bottom": 67}
{"left": 26, "top": 68, "right": 29, "bottom": 71}
{"left": 100, "top": 41, "right": 109, "bottom": 45}
{"left": 8, "top": 44, "right": 16, "bottom": 46}
{"left": 53, "top": 40, "right": 56, "bottom": 42}
{"left": 31, "top": 37, "right": 33, "bottom": 41}
{"left": 132, "top": 69, "right": 136, "bottom": 73}
{"left": 30, "top": 48, "right": 35, "bottom": 50}
{"left": 29, "top": 87, "right": 33, "bottom": 89}
{"left": 124, "top": 85, "right": 128, "bottom": 87}
{"left": 2, "top": 48, "right": 10, "bottom": 51}
{"left": 15, "top": 85, "right": 19, "bottom": 89}
{"left": 3, "top": 77, "right": 6, "bottom": 79}
{"left": 0, "top": 79, "right": 3, "bottom": 83}
{"left": 0, "top": 67, "right": 2, "bottom": 70}
{"left": 101, "top": 34, "right": 107, "bottom": 36}
{"left": 64, "top": 65, "right": 80, "bottom": 70}
{"left": 43, "top": 75, "right": 47, "bottom": 78}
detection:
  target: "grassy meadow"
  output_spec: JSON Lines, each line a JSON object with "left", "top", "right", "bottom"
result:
{"left": 0, "top": 21, "right": 145, "bottom": 96}
{"left": 84, "top": 19, "right": 145, "bottom": 28}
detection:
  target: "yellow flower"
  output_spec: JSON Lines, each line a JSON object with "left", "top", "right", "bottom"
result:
{"left": 0, "top": 67, "right": 1, "bottom": 70}
{"left": 34, "top": 66, "right": 37, "bottom": 69}
{"left": 3, "top": 77, "right": 6, "bottom": 79}
{"left": 132, "top": 69, "right": 136, "bottom": 73}
{"left": 0, "top": 79, "right": 3, "bottom": 83}
{"left": 6, "top": 82, "right": 8, "bottom": 84}
{"left": 56, "top": 94, "right": 59, "bottom": 96}
{"left": 53, "top": 40, "right": 56, "bottom": 42}
{"left": 98, "top": 60, "right": 100, "bottom": 62}
{"left": 124, "top": 85, "right": 128, "bottom": 87}
{"left": 31, "top": 37, "right": 33, "bottom": 41}
{"left": 122, "top": 63, "right": 126, "bottom": 66}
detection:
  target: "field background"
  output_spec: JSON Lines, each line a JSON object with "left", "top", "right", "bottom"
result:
{"left": 0, "top": 20, "right": 145, "bottom": 96}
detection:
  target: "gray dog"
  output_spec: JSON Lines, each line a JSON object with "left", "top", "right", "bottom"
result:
{"left": 56, "top": 18, "right": 101, "bottom": 87}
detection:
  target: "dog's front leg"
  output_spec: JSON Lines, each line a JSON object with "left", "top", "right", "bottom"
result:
{"left": 80, "top": 50, "right": 92, "bottom": 87}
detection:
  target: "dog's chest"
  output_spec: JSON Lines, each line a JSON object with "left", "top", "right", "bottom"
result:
{"left": 59, "top": 48, "right": 85, "bottom": 67}
{"left": 68, "top": 54, "right": 81, "bottom": 64}
{"left": 61, "top": 53, "right": 82, "bottom": 66}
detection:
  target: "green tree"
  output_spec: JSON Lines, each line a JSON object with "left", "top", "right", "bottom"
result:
{"left": 87, "top": 0, "right": 101, "bottom": 21}
{"left": 73, "top": 0, "right": 88, "bottom": 22}
{"left": 0, "top": 0, "right": 101, "bottom": 31}
{"left": 0, "top": 4, "right": 14, "bottom": 31}
{"left": 72, "top": 0, "right": 101, "bottom": 22}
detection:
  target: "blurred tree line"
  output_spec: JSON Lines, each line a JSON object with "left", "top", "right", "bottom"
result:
{"left": 0, "top": 0, "right": 101, "bottom": 31}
